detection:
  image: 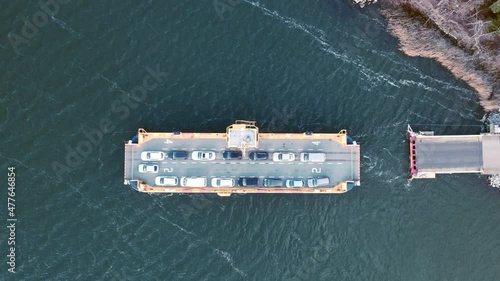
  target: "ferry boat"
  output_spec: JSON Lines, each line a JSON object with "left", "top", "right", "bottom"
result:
{"left": 124, "top": 121, "right": 361, "bottom": 196}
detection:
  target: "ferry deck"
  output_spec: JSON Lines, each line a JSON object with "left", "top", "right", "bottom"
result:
{"left": 124, "top": 121, "right": 361, "bottom": 196}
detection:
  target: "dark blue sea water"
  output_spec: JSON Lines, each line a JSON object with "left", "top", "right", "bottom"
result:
{"left": 1, "top": 1, "right": 500, "bottom": 280}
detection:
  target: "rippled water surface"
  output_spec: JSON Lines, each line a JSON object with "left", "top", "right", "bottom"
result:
{"left": 1, "top": 1, "right": 499, "bottom": 280}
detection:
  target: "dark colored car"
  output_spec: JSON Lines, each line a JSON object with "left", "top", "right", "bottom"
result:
{"left": 238, "top": 177, "right": 259, "bottom": 187}
{"left": 167, "top": 151, "right": 188, "bottom": 160}
{"left": 223, "top": 151, "right": 242, "bottom": 160}
{"left": 249, "top": 151, "right": 268, "bottom": 160}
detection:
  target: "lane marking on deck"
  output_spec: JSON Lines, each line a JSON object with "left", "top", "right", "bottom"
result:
{"left": 327, "top": 163, "right": 334, "bottom": 165}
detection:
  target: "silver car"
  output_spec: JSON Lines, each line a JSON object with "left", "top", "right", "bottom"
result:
{"left": 211, "top": 178, "right": 235, "bottom": 187}
{"left": 263, "top": 178, "right": 283, "bottom": 187}
{"left": 138, "top": 164, "right": 159, "bottom": 173}
{"left": 285, "top": 179, "right": 304, "bottom": 188}
{"left": 141, "top": 151, "right": 165, "bottom": 161}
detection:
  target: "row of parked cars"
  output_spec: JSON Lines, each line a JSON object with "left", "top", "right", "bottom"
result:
{"left": 141, "top": 150, "right": 326, "bottom": 162}
{"left": 153, "top": 176, "right": 331, "bottom": 188}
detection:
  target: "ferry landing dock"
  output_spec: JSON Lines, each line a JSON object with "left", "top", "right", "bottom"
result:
{"left": 408, "top": 125, "right": 500, "bottom": 179}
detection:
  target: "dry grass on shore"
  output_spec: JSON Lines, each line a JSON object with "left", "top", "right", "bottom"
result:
{"left": 378, "top": 0, "right": 500, "bottom": 110}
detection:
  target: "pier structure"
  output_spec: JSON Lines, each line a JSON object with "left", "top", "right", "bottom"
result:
{"left": 407, "top": 125, "right": 500, "bottom": 179}
{"left": 124, "top": 121, "right": 361, "bottom": 196}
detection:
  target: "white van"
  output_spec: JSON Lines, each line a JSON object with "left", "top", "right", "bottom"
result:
{"left": 307, "top": 177, "right": 330, "bottom": 187}
{"left": 180, "top": 177, "right": 207, "bottom": 187}
{"left": 300, "top": 152, "right": 326, "bottom": 162}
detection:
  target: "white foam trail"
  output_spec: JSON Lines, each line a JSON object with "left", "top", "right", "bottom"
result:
{"left": 157, "top": 215, "right": 198, "bottom": 237}
{"left": 98, "top": 73, "right": 129, "bottom": 95}
{"left": 362, "top": 154, "right": 378, "bottom": 172}
{"left": 408, "top": 110, "right": 434, "bottom": 122}
{"left": 383, "top": 148, "right": 402, "bottom": 165}
{"left": 243, "top": 0, "right": 400, "bottom": 89}
{"left": 489, "top": 174, "right": 500, "bottom": 188}
{"left": 214, "top": 249, "right": 248, "bottom": 278}
{"left": 51, "top": 16, "right": 80, "bottom": 36}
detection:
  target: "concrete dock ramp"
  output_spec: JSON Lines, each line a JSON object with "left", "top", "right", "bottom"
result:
{"left": 416, "top": 135, "right": 482, "bottom": 173}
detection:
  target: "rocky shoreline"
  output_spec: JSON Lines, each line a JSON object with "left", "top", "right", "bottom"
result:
{"left": 354, "top": 0, "right": 500, "bottom": 111}
{"left": 352, "top": 0, "right": 378, "bottom": 8}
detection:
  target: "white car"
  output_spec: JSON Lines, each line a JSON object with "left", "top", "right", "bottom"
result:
{"left": 272, "top": 152, "right": 295, "bottom": 162}
{"left": 141, "top": 151, "right": 165, "bottom": 161}
{"left": 155, "top": 176, "right": 178, "bottom": 186}
{"left": 211, "top": 178, "right": 235, "bottom": 187}
{"left": 138, "top": 164, "right": 159, "bottom": 173}
{"left": 285, "top": 179, "right": 304, "bottom": 188}
{"left": 192, "top": 151, "right": 216, "bottom": 161}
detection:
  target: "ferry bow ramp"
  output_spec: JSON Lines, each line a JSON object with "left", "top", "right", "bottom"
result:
{"left": 124, "top": 121, "right": 361, "bottom": 196}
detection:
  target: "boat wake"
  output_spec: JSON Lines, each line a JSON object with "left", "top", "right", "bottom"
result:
{"left": 213, "top": 249, "right": 248, "bottom": 278}
{"left": 242, "top": 0, "right": 401, "bottom": 90}
{"left": 490, "top": 175, "right": 500, "bottom": 189}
